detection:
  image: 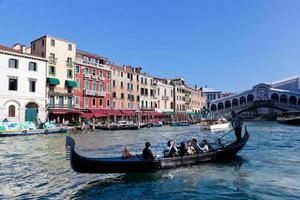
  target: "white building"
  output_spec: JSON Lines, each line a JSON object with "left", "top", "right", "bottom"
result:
{"left": 139, "top": 73, "right": 156, "bottom": 111}
{"left": 153, "top": 78, "right": 174, "bottom": 113}
{"left": 0, "top": 45, "right": 47, "bottom": 123}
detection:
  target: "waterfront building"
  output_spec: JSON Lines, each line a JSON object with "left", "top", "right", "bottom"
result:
{"left": 139, "top": 73, "right": 157, "bottom": 111}
{"left": 0, "top": 44, "right": 47, "bottom": 122}
{"left": 153, "top": 78, "right": 174, "bottom": 113}
{"left": 170, "top": 78, "right": 189, "bottom": 112}
{"left": 31, "top": 36, "right": 79, "bottom": 122}
{"left": 190, "top": 86, "right": 205, "bottom": 113}
{"left": 201, "top": 87, "right": 222, "bottom": 108}
{"left": 74, "top": 50, "right": 111, "bottom": 110}
{"left": 111, "top": 65, "right": 141, "bottom": 110}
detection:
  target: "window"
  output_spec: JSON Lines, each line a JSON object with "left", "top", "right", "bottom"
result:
{"left": 106, "top": 100, "right": 110, "bottom": 107}
{"left": 92, "top": 69, "right": 96, "bottom": 76}
{"left": 127, "top": 83, "right": 130, "bottom": 90}
{"left": 99, "top": 71, "right": 103, "bottom": 77}
{"left": 121, "top": 81, "right": 123, "bottom": 89}
{"left": 49, "top": 96, "right": 55, "bottom": 108}
{"left": 107, "top": 72, "right": 111, "bottom": 79}
{"left": 51, "top": 39, "right": 55, "bottom": 46}
{"left": 68, "top": 44, "right": 72, "bottom": 51}
{"left": 92, "top": 81, "right": 96, "bottom": 90}
{"left": 121, "top": 93, "right": 124, "bottom": 99}
{"left": 29, "top": 80, "right": 36, "bottom": 92}
{"left": 106, "top": 84, "right": 110, "bottom": 92}
{"left": 92, "top": 98, "right": 96, "bottom": 107}
{"left": 99, "top": 99, "right": 103, "bottom": 106}
{"left": 58, "top": 96, "right": 64, "bottom": 108}
{"left": 9, "top": 59, "right": 18, "bottom": 69}
{"left": 42, "top": 39, "right": 45, "bottom": 46}
{"left": 84, "top": 80, "right": 88, "bottom": 89}
{"left": 137, "top": 85, "right": 139, "bottom": 91}
{"left": 29, "top": 62, "right": 37, "bottom": 71}
{"left": 158, "top": 88, "right": 160, "bottom": 96}
{"left": 113, "top": 80, "right": 116, "bottom": 87}
{"left": 8, "top": 105, "right": 15, "bottom": 117}
{"left": 137, "top": 75, "right": 139, "bottom": 82}
{"left": 8, "top": 78, "right": 18, "bottom": 91}
{"left": 32, "top": 43, "right": 35, "bottom": 50}
{"left": 128, "top": 94, "right": 131, "bottom": 100}
{"left": 121, "top": 72, "right": 123, "bottom": 77}
{"left": 67, "top": 69, "right": 73, "bottom": 78}
{"left": 99, "top": 82, "right": 103, "bottom": 91}
{"left": 75, "top": 96, "right": 80, "bottom": 107}
{"left": 128, "top": 103, "right": 131, "bottom": 109}
{"left": 121, "top": 102, "right": 124, "bottom": 108}
{"left": 75, "top": 66, "right": 80, "bottom": 73}
{"left": 67, "top": 97, "right": 72, "bottom": 108}
{"left": 41, "top": 52, "right": 45, "bottom": 57}
{"left": 112, "top": 92, "right": 116, "bottom": 98}
{"left": 75, "top": 78, "right": 80, "bottom": 88}
{"left": 141, "top": 77, "right": 144, "bottom": 84}
{"left": 112, "top": 101, "right": 116, "bottom": 108}
{"left": 49, "top": 65, "right": 55, "bottom": 75}
{"left": 84, "top": 68, "right": 89, "bottom": 75}
{"left": 145, "top": 78, "right": 148, "bottom": 85}
{"left": 84, "top": 97, "right": 88, "bottom": 108}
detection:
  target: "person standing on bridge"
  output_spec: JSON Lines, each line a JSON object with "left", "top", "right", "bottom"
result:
{"left": 231, "top": 111, "right": 243, "bottom": 142}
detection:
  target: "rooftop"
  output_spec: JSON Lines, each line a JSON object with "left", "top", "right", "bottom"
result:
{"left": 0, "top": 44, "right": 46, "bottom": 61}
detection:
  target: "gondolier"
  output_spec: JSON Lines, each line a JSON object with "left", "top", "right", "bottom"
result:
{"left": 231, "top": 111, "right": 243, "bottom": 142}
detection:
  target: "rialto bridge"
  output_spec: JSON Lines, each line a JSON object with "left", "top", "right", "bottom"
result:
{"left": 209, "top": 83, "right": 300, "bottom": 118}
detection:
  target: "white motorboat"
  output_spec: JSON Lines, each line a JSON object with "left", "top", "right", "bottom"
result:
{"left": 200, "top": 118, "right": 231, "bottom": 131}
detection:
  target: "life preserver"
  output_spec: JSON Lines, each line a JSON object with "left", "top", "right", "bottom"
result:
{"left": 44, "top": 129, "right": 49, "bottom": 134}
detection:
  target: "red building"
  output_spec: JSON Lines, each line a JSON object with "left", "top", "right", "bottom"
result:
{"left": 74, "top": 50, "right": 111, "bottom": 111}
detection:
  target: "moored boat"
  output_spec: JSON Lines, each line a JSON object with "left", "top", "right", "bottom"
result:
{"left": 200, "top": 118, "right": 231, "bottom": 131}
{"left": 66, "top": 128, "right": 249, "bottom": 173}
{"left": 170, "top": 122, "right": 191, "bottom": 127}
{"left": 0, "top": 127, "right": 68, "bottom": 137}
{"left": 277, "top": 111, "right": 300, "bottom": 125}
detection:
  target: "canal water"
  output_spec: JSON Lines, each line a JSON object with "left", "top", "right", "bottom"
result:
{"left": 0, "top": 122, "right": 299, "bottom": 200}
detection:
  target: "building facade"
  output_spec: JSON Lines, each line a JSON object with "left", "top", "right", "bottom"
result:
{"left": 0, "top": 45, "right": 47, "bottom": 122}
{"left": 111, "top": 65, "right": 141, "bottom": 110}
{"left": 74, "top": 50, "right": 111, "bottom": 110}
{"left": 201, "top": 87, "right": 222, "bottom": 108}
{"left": 153, "top": 78, "right": 174, "bottom": 113}
{"left": 170, "top": 78, "right": 188, "bottom": 112}
{"left": 139, "top": 73, "right": 156, "bottom": 111}
{"left": 190, "top": 87, "right": 205, "bottom": 113}
{"left": 31, "top": 35, "right": 78, "bottom": 121}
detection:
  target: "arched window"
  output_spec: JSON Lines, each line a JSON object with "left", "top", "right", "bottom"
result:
{"left": 280, "top": 94, "right": 288, "bottom": 103}
{"left": 271, "top": 93, "right": 279, "bottom": 101}
{"left": 99, "top": 82, "right": 103, "bottom": 91}
{"left": 289, "top": 96, "right": 297, "bottom": 104}
{"left": 225, "top": 100, "right": 231, "bottom": 109}
{"left": 247, "top": 94, "right": 254, "bottom": 103}
{"left": 218, "top": 102, "right": 224, "bottom": 110}
{"left": 92, "top": 81, "right": 96, "bottom": 90}
{"left": 8, "top": 105, "right": 15, "bottom": 117}
{"left": 106, "top": 84, "right": 110, "bottom": 92}
{"left": 240, "top": 96, "right": 246, "bottom": 105}
{"left": 232, "top": 99, "right": 239, "bottom": 107}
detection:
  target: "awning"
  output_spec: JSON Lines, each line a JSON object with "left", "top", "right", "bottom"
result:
{"left": 65, "top": 80, "right": 77, "bottom": 88}
{"left": 90, "top": 109, "right": 107, "bottom": 118}
{"left": 80, "top": 113, "right": 94, "bottom": 119}
{"left": 106, "top": 109, "right": 123, "bottom": 116}
{"left": 48, "top": 109, "right": 81, "bottom": 115}
{"left": 122, "top": 110, "right": 136, "bottom": 116}
{"left": 47, "top": 77, "right": 60, "bottom": 85}
{"left": 163, "top": 111, "right": 174, "bottom": 115}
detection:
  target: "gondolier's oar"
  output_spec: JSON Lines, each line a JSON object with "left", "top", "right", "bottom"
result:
{"left": 212, "top": 128, "right": 234, "bottom": 145}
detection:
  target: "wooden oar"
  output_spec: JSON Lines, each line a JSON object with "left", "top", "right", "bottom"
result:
{"left": 212, "top": 128, "right": 234, "bottom": 145}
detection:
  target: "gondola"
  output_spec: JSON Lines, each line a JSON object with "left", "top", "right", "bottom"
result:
{"left": 66, "top": 128, "right": 249, "bottom": 173}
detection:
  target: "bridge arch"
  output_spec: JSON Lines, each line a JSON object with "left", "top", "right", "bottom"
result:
{"left": 232, "top": 98, "right": 239, "bottom": 107}
{"left": 236, "top": 103, "right": 288, "bottom": 115}
{"left": 280, "top": 94, "right": 288, "bottom": 104}
{"left": 218, "top": 102, "right": 224, "bottom": 110}
{"left": 211, "top": 104, "right": 217, "bottom": 111}
{"left": 271, "top": 93, "right": 279, "bottom": 102}
{"left": 289, "top": 96, "right": 297, "bottom": 104}
{"left": 247, "top": 94, "right": 254, "bottom": 103}
{"left": 239, "top": 96, "right": 246, "bottom": 105}
{"left": 225, "top": 100, "right": 231, "bottom": 109}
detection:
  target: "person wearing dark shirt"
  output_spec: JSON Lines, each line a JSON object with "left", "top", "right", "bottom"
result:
{"left": 231, "top": 111, "right": 243, "bottom": 142}
{"left": 192, "top": 138, "right": 201, "bottom": 153}
{"left": 142, "top": 142, "right": 155, "bottom": 159}
{"left": 179, "top": 142, "right": 187, "bottom": 157}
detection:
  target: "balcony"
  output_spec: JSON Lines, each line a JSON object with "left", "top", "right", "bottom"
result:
{"left": 75, "top": 58, "right": 110, "bottom": 70}
{"left": 48, "top": 57, "right": 58, "bottom": 64}
{"left": 66, "top": 61, "right": 75, "bottom": 67}
{"left": 47, "top": 103, "right": 75, "bottom": 109}
{"left": 162, "top": 96, "right": 169, "bottom": 100}
{"left": 83, "top": 74, "right": 91, "bottom": 79}
{"left": 83, "top": 89, "right": 106, "bottom": 97}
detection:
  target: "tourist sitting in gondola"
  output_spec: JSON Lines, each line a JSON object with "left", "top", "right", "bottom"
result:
{"left": 179, "top": 142, "right": 188, "bottom": 157}
{"left": 187, "top": 141, "right": 196, "bottom": 155}
{"left": 143, "top": 142, "right": 155, "bottom": 159}
{"left": 165, "top": 140, "right": 178, "bottom": 157}
{"left": 121, "top": 145, "right": 133, "bottom": 159}
{"left": 192, "top": 138, "right": 202, "bottom": 153}
{"left": 200, "top": 139, "right": 210, "bottom": 152}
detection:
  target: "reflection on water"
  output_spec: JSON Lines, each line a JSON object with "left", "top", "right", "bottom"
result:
{"left": 0, "top": 122, "right": 300, "bottom": 199}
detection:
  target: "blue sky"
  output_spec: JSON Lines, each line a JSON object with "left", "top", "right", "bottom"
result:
{"left": 1, "top": 0, "right": 300, "bottom": 92}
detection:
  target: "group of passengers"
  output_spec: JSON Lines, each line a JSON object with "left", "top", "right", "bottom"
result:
{"left": 165, "top": 139, "right": 212, "bottom": 158}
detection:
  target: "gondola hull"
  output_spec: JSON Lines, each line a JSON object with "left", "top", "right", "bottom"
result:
{"left": 0, "top": 127, "right": 68, "bottom": 137}
{"left": 66, "top": 129, "right": 249, "bottom": 173}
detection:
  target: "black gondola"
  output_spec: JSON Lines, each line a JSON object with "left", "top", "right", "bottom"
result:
{"left": 66, "top": 128, "right": 249, "bottom": 173}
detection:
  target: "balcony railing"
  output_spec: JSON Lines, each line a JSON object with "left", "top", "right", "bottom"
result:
{"left": 83, "top": 89, "right": 106, "bottom": 97}
{"left": 66, "top": 61, "right": 75, "bottom": 67}
{"left": 47, "top": 103, "right": 74, "bottom": 109}
{"left": 48, "top": 57, "right": 58, "bottom": 64}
